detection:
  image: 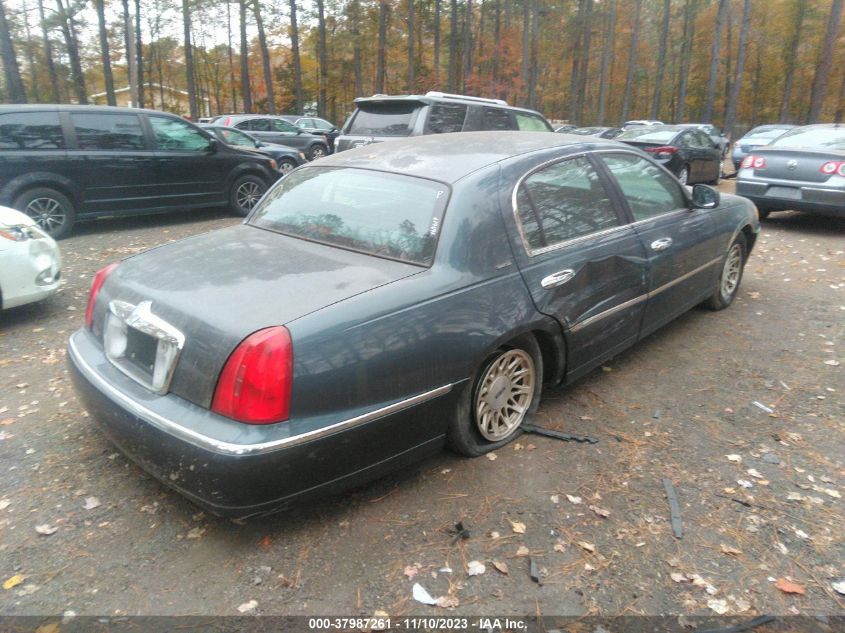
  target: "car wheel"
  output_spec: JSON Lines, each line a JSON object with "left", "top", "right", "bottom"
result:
{"left": 229, "top": 175, "right": 267, "bottom": 217}
{"left": 14, "top": 187, "right": 76, "bottom": 240}
{"left": 678, "top": 166, "right": 689, "bottom": 186}
{"left": 702, "top": 233, "right": 747, "bottom": 311}
{"left": 277, "top": 158, "right": 297, "bottom": 175}
{"left": 446, "top": 334, "right": 543, "bottom": 457}
{"left": 308, "top": 144, "right": 327, "bottom": 161}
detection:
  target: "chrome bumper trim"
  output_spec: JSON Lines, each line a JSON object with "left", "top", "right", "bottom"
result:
{"left": 69, "top": 334, "right": 453, "bottom": 457}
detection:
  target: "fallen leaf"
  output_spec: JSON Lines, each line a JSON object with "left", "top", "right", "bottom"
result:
{"left": 553, "top": 542, "right": 566, "bottom": 553}
{"left": 486, "top": 452, "right": 498, "bottom": 461}
{"left": 577, "top": 541, "right": 595, "bottom": 553}
{"left": 737, "top": 479, "right": 754, "bottom": 489}
{"left": 83, "top": 496, "right": 101, "bottom": 510}
{"left": 492, "top": 560, "right": 508, "bottom": 575}
{"left": 0, "top": 500, "right": 10, "bottom": 510}
{"left": 824, "top": 489, "right": 841, "bottom": 499}
{"left": 489, "top": 531, "right": 500, "bottom": 539}
{"left": 549, "top": 494, "right": 559, "bottom": 504}
{"left": 670, "top": 572, "right": 689, "bottom": 583}
{"left": 734, "top": 598, "right": 751, "bottom": 613}
{"left": 436, "top": 595, "right": 460, "bottom": 609}
{"left": 726, "top": 454, "right": 742, "bottom": 462}
{"left": 403, "top": 565, "right": 419, "bottom": 580}
{"left": 747, "top": 468, "right": 763, "bottom": 479}
{"left": 775, "top": 578, "right": 806, "bottom": 595}
{"left": 516, "top": 545, "right": 530, "bottom": 556}
{"left": 509, "top": 520, "right": 526, "bottom": 534}
{"left": 720, "top": 544, "right": 743, "bottom": 556}
{"left": 3, "top": 574, "right": 25, "bottom": 590}
{"left": 237, "top": 600, "right": 258, "bottom": 613}
{"left": 35, "top": 623, "right": 59, "bottom": 633}
{"left": 466, "top": 560, "right": 485, "bottom": 576}
{"left": 186, "top": 527, "right": 206, "bottom": 539}
{"left": 823, "top": 359, "right": 840, "bottom": 366}
{"left": 35, "top": 524, "right": 58, "bottom": 536}
{"left": 832, "top": 581, "right": 845, "bottom": 595}
{"left": 707, "top": 598, "right": 729, "bottom": 615}
{"left": 589, "top": 504, "right": 611, "bottom": 518}
{"left": 566, "top": 494, "right": 582, "bottom": 505}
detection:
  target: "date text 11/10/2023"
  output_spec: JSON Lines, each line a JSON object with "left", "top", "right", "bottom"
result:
{"left": 307, "top": 617, "right": 529, "bottom": 630}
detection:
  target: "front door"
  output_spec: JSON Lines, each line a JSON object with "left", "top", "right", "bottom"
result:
{"left": 507, "top": 154, "right": 650, "bottom": 376}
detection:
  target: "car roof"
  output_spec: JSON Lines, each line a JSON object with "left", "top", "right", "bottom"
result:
{"left": 309, "top": 131, "right": 619, "bottom": 183}
{"left": 0, "top": 104, "right": 182, "bottom": 117}
{"left": 352, "top": 93, "right": 547, "bottom": 117}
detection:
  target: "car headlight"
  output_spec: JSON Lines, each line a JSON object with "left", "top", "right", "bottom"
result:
{"left": 0, "top": 224, "right": 47, "bottom": 242}
{"left": 298, "top": 152, "right": 306, "bottom": 161}
{"left": 268, "top": 159, "right": 277, "bottom": 170}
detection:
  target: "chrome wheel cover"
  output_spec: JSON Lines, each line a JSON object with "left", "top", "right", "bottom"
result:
{"left": 279, "top": 161, "right": 295, "bottom": 174}
{"left": 475, "top": 349, "right": 535, "bottom": 442}
{"left": 310, "top": 147, "right": 326, "bottom": 159}
{"left": 678, "top": 167, "right": 688, "bottom": 185}
{"left": 721, "top": 243, "right": 743, "bottom": 298}
{"left": 236, "top": 181, "right": 262, "bottom": 211}
{"left": 24, "top": 197, "right": 65, "bottom": 233}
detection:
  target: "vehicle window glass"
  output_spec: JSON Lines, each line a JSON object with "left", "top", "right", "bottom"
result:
{"left": 71, "top": 113, "right": 145, "bottom": 150}
{"left": 481, "top": 108, "right": 515, "bottom": 131}
{"left": 347, "top": 103, "right": 417, "bottom": 136}
{"left": 314, "top": 118, "right": 334, "bottom": 130}
{"left": 295, "top": 119, "right": 312, "bottom": 128}
{"left": 220, "top": 128, "right": 257, "bottom": 148}
{"left": 0, "top": 111, "right": 65, "bottom": 150}
{"left": 676, "top": 131, "right": 693, "bottom": 147}
{"left": 770, "top": 126, "right": 845, "bottom": 149}
{"left": 249, "top": 167, "right": 448, "bottom": 266}
{"left": 424, "top": 103, "right": 468, "bottom": 134}
{"left": 617, "top": 127, "right": 679, "bottom": 143}
{"left": 515, "top": 113, "right": 550, "bottom": 131}
{"left": 515, "top": 156, "right": 618, "bottom": 251}
{"left": 245, "top": 118, "right": 271, "bottom": 132}
{"left": 272, "top": 119, "right": 299, "bottom": 133}
{"left": 149, "top": 116, "right": 210, "bottom": 151}
{"left": 699, "top": 130, "right": 716, "bottom": 147}
{"left": 600, "top": 153, "right": 687, "bottom": 221}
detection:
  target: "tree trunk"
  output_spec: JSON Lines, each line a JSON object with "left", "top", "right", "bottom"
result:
{"left": 122, "top": 0, "right": 138, "bottom": 106}
{"left": 724, "top": 0, "right": 751, "bottom": 136}
{"left": 407, "top": 0, "right": 415, "bottom": 90}
{"left": 778, "top": 0, "right": 805, "bottom": 122}
{"left": 567, "top": 0, "right": 585, "bottom": 120}
{"left": 433, "top": 0, "right": 440, "bottom": 84}
{"left": 462, "top": 0, "right": 472, "bottom": 91}
{"left": 316, "top": 0, "right": 326, "bottom": 115}
{"left": 492, "top": 0, "right": 500, "bottom": 94}
{"left": 807, "top": 0, "right": 844, "bottom": 122}
{"left": 182, "top": 0, "right": 198, "bottom": 118}
{"left": 596, "top": 0, "right": 615, "bottom": 125}
{"left": 834, "top": 65, "right": 845, "bottom": 123}
{"left": 0, "top": 0, "right": 26, "bottom": 103}
{"left": 351, "top": 0, "right": 362, "bottom": 97}
{"left": 650, "top": 0, "right": 670, "bottom": 120}
{"left": 448, "top": 0, "right": 458, "bottom": 91}
{"left": 289, "top": 0, "right": 303, "bottom": 112}
{"left": 239, "top": 0, "right": 251, "bottom": 113}
{"left": 21, "top": 0, "right": 40, "bottom": 102}
{"left": 676, "top": 0, "right": 697, "bottom": 122}
{"left": 620, "top": 0, "right": 641, "bottom": 121}
{"left": 37, "top": 0, "right": 61, "bottom": 102}
{"left": 519, "top": 0, "right": 530, "bottom": 106}
{"left": 254, "top": 0, "right": 275, "bottom": 113}
{"left": 722, "top": 4, "right": 732, "bottom": 121}
{"left": 56, "top": 0, "right": 86, "bottom": 104}
{"left": 94, "top": 0, "right": 116, "bottom": 105}
{"left": 575, "top": 0, "right": 592, "bottom": 122}
{"left": 135, "top": 0, "right": 143, "bottom": 107}
{"left": 702, "top": 0, "right": 727, "bottom": 122}
{"left": 376, "top": 0, "right": 389, "bottom": 93}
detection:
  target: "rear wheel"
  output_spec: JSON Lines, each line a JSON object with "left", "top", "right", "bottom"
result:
{"left": 14, "top": 187, "right": 76, "bottom": 239}
{"left": 678, "top": 166, "right": 689, "bottom": 185}
{"left": 308, "top": 144, "right": 327, "bottom": 161}
{"left": 277, "top": 158, "right": 297, "bottom": 175}
{"left": 703, "top": 233, "right": 747, "bottom": 311}
{"left": 446, "top": 335, "right": 543, "bottom": 457}
{"left": 229, "top": 174, "right": 267, "bottom": 216}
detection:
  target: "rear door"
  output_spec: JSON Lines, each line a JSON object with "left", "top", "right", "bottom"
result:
{"left": 597, "top": 152, "right": 719, "bottom": 334}
{"left": 507, "top": 153, "right": 650, "bottom": 376}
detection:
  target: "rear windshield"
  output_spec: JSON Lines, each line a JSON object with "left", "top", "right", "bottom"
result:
{"left": 347, "top": 103, "right": 419, "bottom": 136}
{"left": 617, "top": 128, "right": 679, "bottom": 143}
{"left": 770, "top": 127, "right": 845, "bottom": 150}
{"left": 249, "top": 167, "right": 449, "bottom": 266}
{"left": 743, "top": 127, "right": 793, "bottom": 141}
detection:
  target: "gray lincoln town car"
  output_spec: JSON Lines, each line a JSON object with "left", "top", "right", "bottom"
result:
{"left": 69, "top": 132, "right": 759, "bottom": 517}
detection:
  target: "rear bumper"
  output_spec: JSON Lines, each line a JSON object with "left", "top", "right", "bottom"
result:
{"left": 736, "top": 178, "right": 845, "bottom": 216}
{"left": 68, "top": 328, "right": 453, "bottom": 517}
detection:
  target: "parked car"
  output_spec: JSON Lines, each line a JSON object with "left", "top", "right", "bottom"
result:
{"left": 216, "top": 115, "right": 330, "bottom": 160}
{"left": 731, "top": 124, "right": 797, "bottom": 170}
{"left": 335, "top": 91, "right": 553, "bottom": 152}
{"left": 679, "top": 123, "right": 730, "bottom": 157}
{"left": 623, "top": 119, "right": 664, "bottom": 128}
{"left": 568, "top": 126, "right": 623, "bottom": 139}
{"left": 0, "top": 105, "right": 280, "bottom": 239}
{"left": 279, "top": 115, "right": 339, "bottom": 153}
{"left": 554, "top": 124, "right": 578, "bottom": 133}
{"left": 0, "top": 206, "right": 61, "bottom": 310}
{"left": 68, "top": 131, "right": 758, "bottom": 517}
{"left": 201, "top": 125, "right": 306, "bottom": 175}
{"left": 616, "top": 125, "right": 722, "bottom": 185}
{"left": 735, "top": 123, "right": 845, "bottom": 219}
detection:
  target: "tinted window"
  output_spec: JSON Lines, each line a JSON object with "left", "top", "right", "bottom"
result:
{"left": 149, "top": 116, "right": 211, "bottom": 151}
{"left": 219, "top": 128, "right": 258, "bottom": 148}
{"left": 313, "top": 118, "right": 334, "bottom": 130}
{"left": 0, "top": 111, "right": 65, "bottom": 150}
{"left": 515, "top": 113, "right": 550, "bottom": 131}
{"left": 72, "top": 113, "right": 145, "bottom": 150}
{"left": 696, "top": 130, "right": 715, "bottom": 147}
{"left": 601, "top": 153, "right": 686, "bottom": 221}
{"left": 425, "top": 103, "right": 468, "bottom": 134}
{"left": 617, "top": 127, "right": 680, "bottom": 143}
{"left": 272, "top": 119, "right": 299, "bottom": 133}
{"left": 481, "top": 108, "right": 515, "bottom": 131}
{"left": 770, "top": 126, "right": 845, "bottom": 150}
{"left": 515, "top": 156, "right": 618, "bottom": 251}
{"left": 239, "top": 118, "right": 270, "bottom": 132}
{"left": 249, "top": 167, "right": 448, "bottom": 266}
{"left": 348, "top": 103, "right": 418, "bottom": 136}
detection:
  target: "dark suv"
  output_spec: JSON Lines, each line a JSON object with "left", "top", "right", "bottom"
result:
{"left": 214, "top": 115, "right": 330, "bottom": 160}
{"left": 336, "top": 92, "right": 553, "bottom": 152}
{"left": 0, "top": 105, "right": 280, "bottom": 239}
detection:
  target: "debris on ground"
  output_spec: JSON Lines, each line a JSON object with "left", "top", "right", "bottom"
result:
{"left": 236, "top": 600, "right": 257, "bottom": 613}
{"left": 696, "top": 615, "right": 776, "bottom": 633}
{"left": 412, "top": 583, "right": 459, "bottom": 608}
{"left": 3, "top": 574, "right": 25, "bottom": 590}
{"left": 522, "top": 424, "right": 599, "bottom": 444}
{"left": 752, "top": 401, "right": 774, "bottom": 413}
{"left": 832, "top": 580, "right": 845, "bottom": 595}
{"left": 403, "top": 564, "right": 420, "bottom": 579}
{"left": 576, "top": 541, "right": 595, "bottom": 553}
{"left": 589, "top": 504, "right": 611, "bottom": 518}
{"left": 466, "top": 560, "right": 485, "bottom": 576}
{"left": 774, "top": 578, "right": 806, "bottom": 595}
{"left": 509, "top": 520, "right": 526, "bottom": 534}
{"left": 662, "top": 478, "right": 683, "bottom": 539}
{"left": 447, "top": 521, "right": 470, "bottom": 544}
{"left": 83, "top": 496, "right": 101, "bottom": 510}
{"left": 35, "top": 524, "right": 58, "bottom": 536}
{"left": 492, "top": 560, "right": 508, "bottom": 575}
{"left": 529, "top": 558, "right": 542, "bottom": 585}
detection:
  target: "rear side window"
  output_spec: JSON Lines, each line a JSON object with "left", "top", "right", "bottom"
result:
{"left": 600, "top": 153, "right": 686, "bottom": 220}
{"left": 238, "top": 118, "right": 270, "bottom": 132}
{"left": 272, "top": 119, "right": 299, "bottom": 133}
{"left": 72, "top": 113, "right": 145, "bottom": 150}
{"left": 425, "top": 104, "right": 468, "bottom": 134}
{"left": 149, "top": 116, "right": 211, "bottom": 151}
{"left": 515, "top": 156, "right": 618, "bottom": 251}
{"left": 481, "top": 108, "right": 515, "bottom": 131}
{"left": 0, "top": 111, "right": 65, "bottom": 150}
{"left": 348, "top": 103, "right": 418, "bottom": 137}
{"left": 515, "top": 113, "right": 551, "bottom": 131}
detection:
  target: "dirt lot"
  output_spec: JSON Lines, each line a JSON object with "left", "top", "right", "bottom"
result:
{"left": 1, "top": 183, "right": 843, "bottom": 619}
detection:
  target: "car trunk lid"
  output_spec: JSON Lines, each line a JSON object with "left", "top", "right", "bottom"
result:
{"left": 751, "top": 147, "right": 845, "bottom": 183}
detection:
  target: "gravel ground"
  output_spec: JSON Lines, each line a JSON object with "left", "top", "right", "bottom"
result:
{"left": 1, "top": 183, "right": 843, "bottom": 618}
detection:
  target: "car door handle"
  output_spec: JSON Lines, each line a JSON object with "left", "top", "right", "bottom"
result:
{"left": 541, "top": 269, "right": 576, "bottom": 289}
{"left": 650, "top": 237, "right": 673, "bottom": 251}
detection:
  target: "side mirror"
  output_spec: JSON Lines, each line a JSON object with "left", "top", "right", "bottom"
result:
{"left": 206, "top": 137, "right": 218, "bottom": 153}
{"left": 691, "top": 184, "right": 719, "bottom": 209}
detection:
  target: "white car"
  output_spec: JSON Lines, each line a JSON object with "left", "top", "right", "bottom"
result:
{"left": 0, "top": 206, "right": 62, "bottom": 310}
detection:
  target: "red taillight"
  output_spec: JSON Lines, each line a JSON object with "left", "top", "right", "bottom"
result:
{"left": 752, "top": 156, "right": 766, "bottom": 169}
{"left": 211, "top": 326, "right": 293, "bottom": 424}
{"left": 85, "top": 262, "right": 119, "bottom": 329}
{"left": 645, "top": 145, "right": 677, "bottom": 159}
{"left": 820, "top": 161, "right": 845, "bottom": 176}
{"left": 740, "top": 155, "right": 754, "bottom": 169}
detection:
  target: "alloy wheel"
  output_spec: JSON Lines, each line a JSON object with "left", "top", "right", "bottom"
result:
{"left": 678, "top": 167, "right": 689, "bottom": 185}
{"left": 236, "top": 181, "right": 262, "bottom": 211}
{"left": 24, "top": 197, "right": 65, "bottom": 234}
{"left": 475, "top": 349, "right": 535, "bottom": 442}
{"left": 721, "top": 243, "right": 743, "bottom": 298}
